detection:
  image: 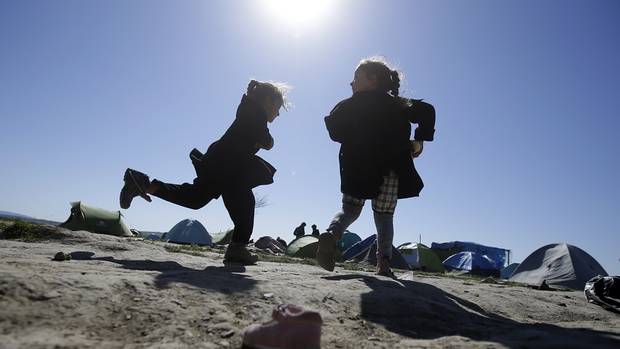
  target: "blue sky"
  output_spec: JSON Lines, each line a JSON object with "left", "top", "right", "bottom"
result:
{"left": 1, "top": 0, "right": 618, "bottom": 274}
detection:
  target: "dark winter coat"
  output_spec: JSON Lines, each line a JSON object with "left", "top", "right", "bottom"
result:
{"left": 324, "top": 91, "right": 435, "bottom": 199}
{"left": 193, "top": 94, "right": 276, "bottom": 198}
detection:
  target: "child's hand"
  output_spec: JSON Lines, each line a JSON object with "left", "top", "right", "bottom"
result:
{"left": 411, "top": 140, "right": 424, "bottom": 158}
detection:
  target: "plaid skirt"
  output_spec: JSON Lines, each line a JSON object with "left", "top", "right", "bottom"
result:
{"left": 343, "top": 171, "right": 399, "bottom": 214}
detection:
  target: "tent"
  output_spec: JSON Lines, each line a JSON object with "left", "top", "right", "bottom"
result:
{"left": 343, "top": 235, "right": 410, "bottom": 270}
{"left": 509, "top": 243, "right": 608, "bottom": 290}
{"left": 431, "top": 241, "right": 511, "bottom": 268}
{"left": 398, "top": 242, "right": 445, "bottom": 272}
{"left": 212, "top": 229, "right": 234, "bottom": 245}
{"left": 342, "top": 234, "right": 377, "bottom": 261}
{"left": 255, "top": 236, "right": 286, "bottom": 254}
{"left": 165, "top": 219, "right": 212, "bottom": 246}
{"left": 500, "top": 263, "right": 520, "bottom": 279}
{"left": 286, "top": 236, "right": 319, "bottom": 258}
{"left": 338, "top": 230, "right": 362, "bottom": 252}
{"left": 443, "top": 251, "right": 499, "bottom": 277}
{"left": 60, "top": 201, "right": 132, "bottom": 237}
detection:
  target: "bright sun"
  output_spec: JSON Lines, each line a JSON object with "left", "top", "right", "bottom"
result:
{"left": 261, "top": 0, "right": 335, "bottom": 30}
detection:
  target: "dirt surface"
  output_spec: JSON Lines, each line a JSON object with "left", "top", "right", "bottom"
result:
{"left": 0, "top": 226, "right": 618, "bottom": 348}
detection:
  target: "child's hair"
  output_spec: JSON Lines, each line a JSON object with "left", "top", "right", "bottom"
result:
{"left": 246, "top": 79, "right": 292, "bottom": 111}
{"left": 357, "top": 56, "right": 402, "bottom": 98}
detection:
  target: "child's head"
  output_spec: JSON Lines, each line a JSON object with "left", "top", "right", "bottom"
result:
{"left": 352, "top": 57, "right": 402, "bottom": 97}
{"left": 246, "top": 80, "right": 291, "bottom": 123}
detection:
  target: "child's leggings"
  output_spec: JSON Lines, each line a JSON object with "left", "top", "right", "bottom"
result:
{"left": 151, "top": 178, "right": 255, "bottom": 244}
{"left": 327, "top": 172, "right": 399, "bottom": 260}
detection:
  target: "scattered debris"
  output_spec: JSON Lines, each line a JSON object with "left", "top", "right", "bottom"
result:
{"left": 221, "top": 330, "right": 235, "bottom": 338}
{"left": 53, "top": 252, "right": 71, "bottom": 261}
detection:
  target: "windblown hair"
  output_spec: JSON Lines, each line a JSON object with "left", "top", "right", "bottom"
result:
{"left": 246, "top": 79, "right": 292, "bottom": 111}
{"left": 357, "top": 56, "right": 403, "bottom": 98}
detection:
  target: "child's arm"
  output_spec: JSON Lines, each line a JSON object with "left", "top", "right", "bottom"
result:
{"left": 324, "top": 100, "right": 353, "bottom": 143}
{"left": 249, "top": 116, "right": 274, "bottom": 151}
{"left": 407, "top": 99, "right": 436, "bottom": 142}
{"left": 256, "top": 134, "right": 274, "bottom": 150}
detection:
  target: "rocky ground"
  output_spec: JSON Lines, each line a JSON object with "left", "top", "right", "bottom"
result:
{"left": 0, "top": 222, "right": 618, "bottom": 348}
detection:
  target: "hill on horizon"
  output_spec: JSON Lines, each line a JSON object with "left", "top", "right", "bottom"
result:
{"left": 0, "top": 210, "right": 60, "bottom": 226}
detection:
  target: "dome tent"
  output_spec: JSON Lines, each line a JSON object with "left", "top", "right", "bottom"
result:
{"left": 398, "top": 242, "right": 445, "bottom": 273}
{"left": 165, "top": 219, "right": 212, "bottom": 246}
{"left": 286, "top": 236, "right": 319, "bottom": 258}
{"left": 60, "top": 201, "right": 132, "bottom": 237}
{"left": 443, "top": 251, "right": 499, "bottom": 277}
{"left": 212, "top": 229, "right": 234, "bottom": 245}
{"left": 509, "top": 243, "right": 608, "bottom": 290}
{"left": 431, "top": 241, "right": 510, "bottom": 268}
{"left": 338, "top": 230, "right": 362, "bottom": 252}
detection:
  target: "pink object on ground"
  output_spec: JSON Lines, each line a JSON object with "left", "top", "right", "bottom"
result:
{"left": 242, "top": 304, "right": 323, "bottom": 349}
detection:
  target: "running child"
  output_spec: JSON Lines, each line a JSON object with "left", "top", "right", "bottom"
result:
{"left": 316, "top": 57, "right": 436, "bottom": 276}
{"left": 120, "top": 80, "right": 288, "bottom": 265}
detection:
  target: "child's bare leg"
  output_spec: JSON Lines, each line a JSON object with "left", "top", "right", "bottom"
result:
{"left": 317, "top": 198, "right": 363, "bottom": 271}
{"left": 373, "top": 211, "right": 394, "bottom": 262}
{"left": 327, "top": 201, "right": 363, "bottom": 240}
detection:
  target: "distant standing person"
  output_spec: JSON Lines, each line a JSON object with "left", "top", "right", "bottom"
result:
{"left": 311, "top": 224, "right": 320, "bottom": 237}
{"left": 293, "top": 222, "right": 306, "bottom": 238}
{"left": 316, "top": 57, "right": 436, "bottom": 277}
{"left": 119, "top": 80, "right": 289, "bottom": 265}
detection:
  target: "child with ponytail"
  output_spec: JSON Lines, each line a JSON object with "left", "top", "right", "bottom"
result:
{"left": 317, "top": 57, "right": 436, "bottom": 277}
{"left": 119, "top": 80, "right": 288, "bottom": 265}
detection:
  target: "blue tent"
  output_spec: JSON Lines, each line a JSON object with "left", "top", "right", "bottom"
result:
{"left": 342, "top": 235, "right": 410, "bottom": 270}
{"left": 342, "top": 235, "right": 376, "bottom": 261}
{"left": 338, "top": 230, "right": 362, "bottom": 252}
{"left": 431, "top": 241, "right": 510, "bottom": 268}
{"left": 165, "top": 219, "right": 212, "bottom": 246}
{"left": 443, "top": 252, "right": 499, "bottom": 277}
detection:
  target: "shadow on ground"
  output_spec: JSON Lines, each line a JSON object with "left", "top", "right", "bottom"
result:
{"left": 325, "top": 274, "right": 620, "bottom": 348}
{"left": 70, "top": 251, "right": 256, "bottom": 294}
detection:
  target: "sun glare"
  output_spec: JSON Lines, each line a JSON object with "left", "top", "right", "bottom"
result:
{"left": 261, "top": 0, "right": 335, "bottom": 31}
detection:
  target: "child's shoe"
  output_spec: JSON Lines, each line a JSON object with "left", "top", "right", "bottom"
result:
{"left": 224, "top": 242, "right": 258, "bottom": 265}
{"left": 316, "top": 232, "right": 337, "bottom": 272}
{"left": 119, "top": 168, "right": 152, "bottom": 209}
{"left": 242, "top": 304, "right": 322, "bottom": 349}
{"left": 376, "top": 256, "right": 396, "bottom": 279}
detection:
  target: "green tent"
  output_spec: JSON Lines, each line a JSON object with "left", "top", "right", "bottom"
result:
{"left": 285, "top": 236, "right": 343, "bottom": 260}
{"left": 338, "top": 230, "right": 362, "bottom": 252}
{"left": 286, "top": 236, "right": 319, "bottom": 258}
{"left": 60, "top": 201, "right": 132, "bottom": 237}
{"left": 398, "top": 242, "right": 445, "bottom": 273}
{"left": 211, "top": 229, "right": 234, "bottom": 245}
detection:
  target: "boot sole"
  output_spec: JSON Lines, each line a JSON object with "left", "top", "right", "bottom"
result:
{"left": 125, "top": 169, "right": 152, "bottom": 202}
{"left": 316, "top": 233, "right": 336, "bottom": 272}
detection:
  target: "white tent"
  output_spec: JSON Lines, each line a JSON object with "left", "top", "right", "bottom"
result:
{"left": 509, "top": 243, "right": 607, "bottom": 290}
{"left": 165, "top": 219, "right": 212, "bottom": 246}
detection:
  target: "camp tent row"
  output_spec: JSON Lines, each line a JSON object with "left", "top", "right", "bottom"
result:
{"left": 60, "top": 204, "right": 607, "bottom": 289}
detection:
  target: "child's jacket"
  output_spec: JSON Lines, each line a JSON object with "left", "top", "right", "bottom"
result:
{"left": 324, "top": 91, "right": 435, "bottom": 199}
{"left": 195, "top": 94, "right": 276, "bottom": 198}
